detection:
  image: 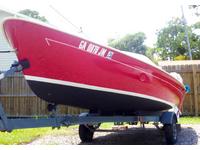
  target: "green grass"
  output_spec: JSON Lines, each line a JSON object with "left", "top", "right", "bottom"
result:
{"left": 0, "top": 126, "right": 77, "bottom": 145}
{"left": 0, "top": 117, "right": 199, "bottom": 145}
{"left": 0, "top": 123, "right": 113, "bottom": 145}
{"left": 178, "top": 116, "right": 200, "bottom": 124}
{"left": 100, "top": 123, "right": 114, "bottom": 129}
{"left": 100, "top": 117, "right": 200, "bottom": 127}
{"left": 0, "top": 128, "right": 49, "bottom": 145}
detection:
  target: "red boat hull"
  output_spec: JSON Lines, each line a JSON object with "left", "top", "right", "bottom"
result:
{"left": 2, "top": 18, "right": 186, "bottom": 114}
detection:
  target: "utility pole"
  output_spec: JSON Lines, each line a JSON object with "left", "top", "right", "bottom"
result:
{"left": 181, "top": 6, "right": 199, "bottom": 116}
{"left": 181, "top": 5, "right": 192, "bottom": 60}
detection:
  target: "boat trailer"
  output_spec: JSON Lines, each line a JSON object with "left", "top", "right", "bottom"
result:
{"left": 0, "top": 61, "right": 181, "bottom": 145}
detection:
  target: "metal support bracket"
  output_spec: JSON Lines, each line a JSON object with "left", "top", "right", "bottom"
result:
{"left": 0, "top": 59, "right": 30, "bottom": 80}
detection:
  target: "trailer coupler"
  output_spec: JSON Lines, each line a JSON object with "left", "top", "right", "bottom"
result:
{"left": 0, "top": 59, "right": 30, "bottom": 80}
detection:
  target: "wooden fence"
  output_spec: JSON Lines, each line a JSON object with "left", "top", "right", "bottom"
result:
{"left": 159, "top": 60, "right": 200, "bottom": 116}
{"left": 0, "top": 60, "right": 200, "bottom": 116}
{"left": 0, "top": 73, "right": 87, "bottom": 116}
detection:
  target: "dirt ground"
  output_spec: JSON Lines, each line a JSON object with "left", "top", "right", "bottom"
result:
{"left": 29, "top": 124, "right": 200, "bottom": 145}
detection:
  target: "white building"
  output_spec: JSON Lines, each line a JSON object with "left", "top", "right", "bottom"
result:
{"left": 0, "top": 8, "right": 17, "bottom": 71}
{"left": 0, "top": 8, "right": 30, "bottom": 72}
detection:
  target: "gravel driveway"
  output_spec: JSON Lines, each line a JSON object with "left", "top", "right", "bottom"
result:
{"left": 29, "top": 124, "right": 200, "bottom": 145}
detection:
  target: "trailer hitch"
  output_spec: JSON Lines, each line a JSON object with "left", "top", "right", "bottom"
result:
{"left": 0, "top": 59, "right": 30, "bottom": 80}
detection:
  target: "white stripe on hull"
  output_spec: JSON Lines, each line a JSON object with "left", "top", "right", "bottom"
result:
{"left": 25, "top": 75, "right": 177, "bottom": 109}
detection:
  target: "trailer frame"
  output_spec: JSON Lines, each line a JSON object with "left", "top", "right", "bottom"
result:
{"left": 0, "top": 101, "right": 180, "bottom": 144}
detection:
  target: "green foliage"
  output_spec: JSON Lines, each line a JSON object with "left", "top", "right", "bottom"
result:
{"left": 192, "top": 21, "right": 200, "bottom": 29}
{"left": 19, "top": 9, "right": 48, "bottom": 23}
{"left": 156, "top": 18, "right": 200, "bottom": 60}
{"left": 174, "top": 55, "right": 187, "bottom": 60}
{"left": 145, "top": 47, "right": 159, "bottom": 64}
{"left": 108, "top": 32, "right": 147, "bottom": 55}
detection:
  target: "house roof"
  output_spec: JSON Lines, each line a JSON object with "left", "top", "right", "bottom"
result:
{"left": 0, "top": 6, "right": 32, "bottom": 19}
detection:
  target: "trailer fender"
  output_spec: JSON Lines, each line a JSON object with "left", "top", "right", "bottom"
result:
{"left": 160, "top": 112, "right": 177, "bottom": 124}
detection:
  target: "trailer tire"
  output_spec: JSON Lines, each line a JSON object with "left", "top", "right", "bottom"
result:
{"left": 79, "top": 125, "right": 94, "bottom": 142}
{"left": 164, "top": 117, "right": 177, "bottom": 145}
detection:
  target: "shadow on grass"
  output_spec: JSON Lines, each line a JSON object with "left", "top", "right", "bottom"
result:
{"left": 79, "top": 125, "right": 198, "bottom": 145}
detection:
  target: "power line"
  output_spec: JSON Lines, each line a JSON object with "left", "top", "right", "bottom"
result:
{"left": 49, "top": 5, "right": 83, "bottom": 33}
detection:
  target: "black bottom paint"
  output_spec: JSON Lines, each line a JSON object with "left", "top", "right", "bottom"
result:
{"left": 27, "top": 80, "right": 172, "bottom": 115}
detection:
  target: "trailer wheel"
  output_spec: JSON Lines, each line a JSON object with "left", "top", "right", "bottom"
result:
{"left": 164, "top": 117, "right": 177, "bottom": 145}
{"left": 79, "top": 125, "right": 94, "bottom": 142}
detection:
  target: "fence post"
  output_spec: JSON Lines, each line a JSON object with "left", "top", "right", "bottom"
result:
{"left": 192, "top": 65, "right": 199, "bottom": 116}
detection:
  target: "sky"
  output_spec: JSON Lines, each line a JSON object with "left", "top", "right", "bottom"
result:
{"left": 0, "top": 0, "right": 199, "bottom": 47}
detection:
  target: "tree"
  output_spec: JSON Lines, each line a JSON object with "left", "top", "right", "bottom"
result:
{"left": 108, "top": 32, "right": 147, "bottom": 55}
{"left": 145, "top": 47, "right": 159, "bottom": 63}
{"left": 189, "top": 5, "right": 200, "bottom": 16}
{"left": 156, "top": 17, "right": 200, "bottom": 60}
{"left": 19, "top": 9, "right": 48, "bottom": 22}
